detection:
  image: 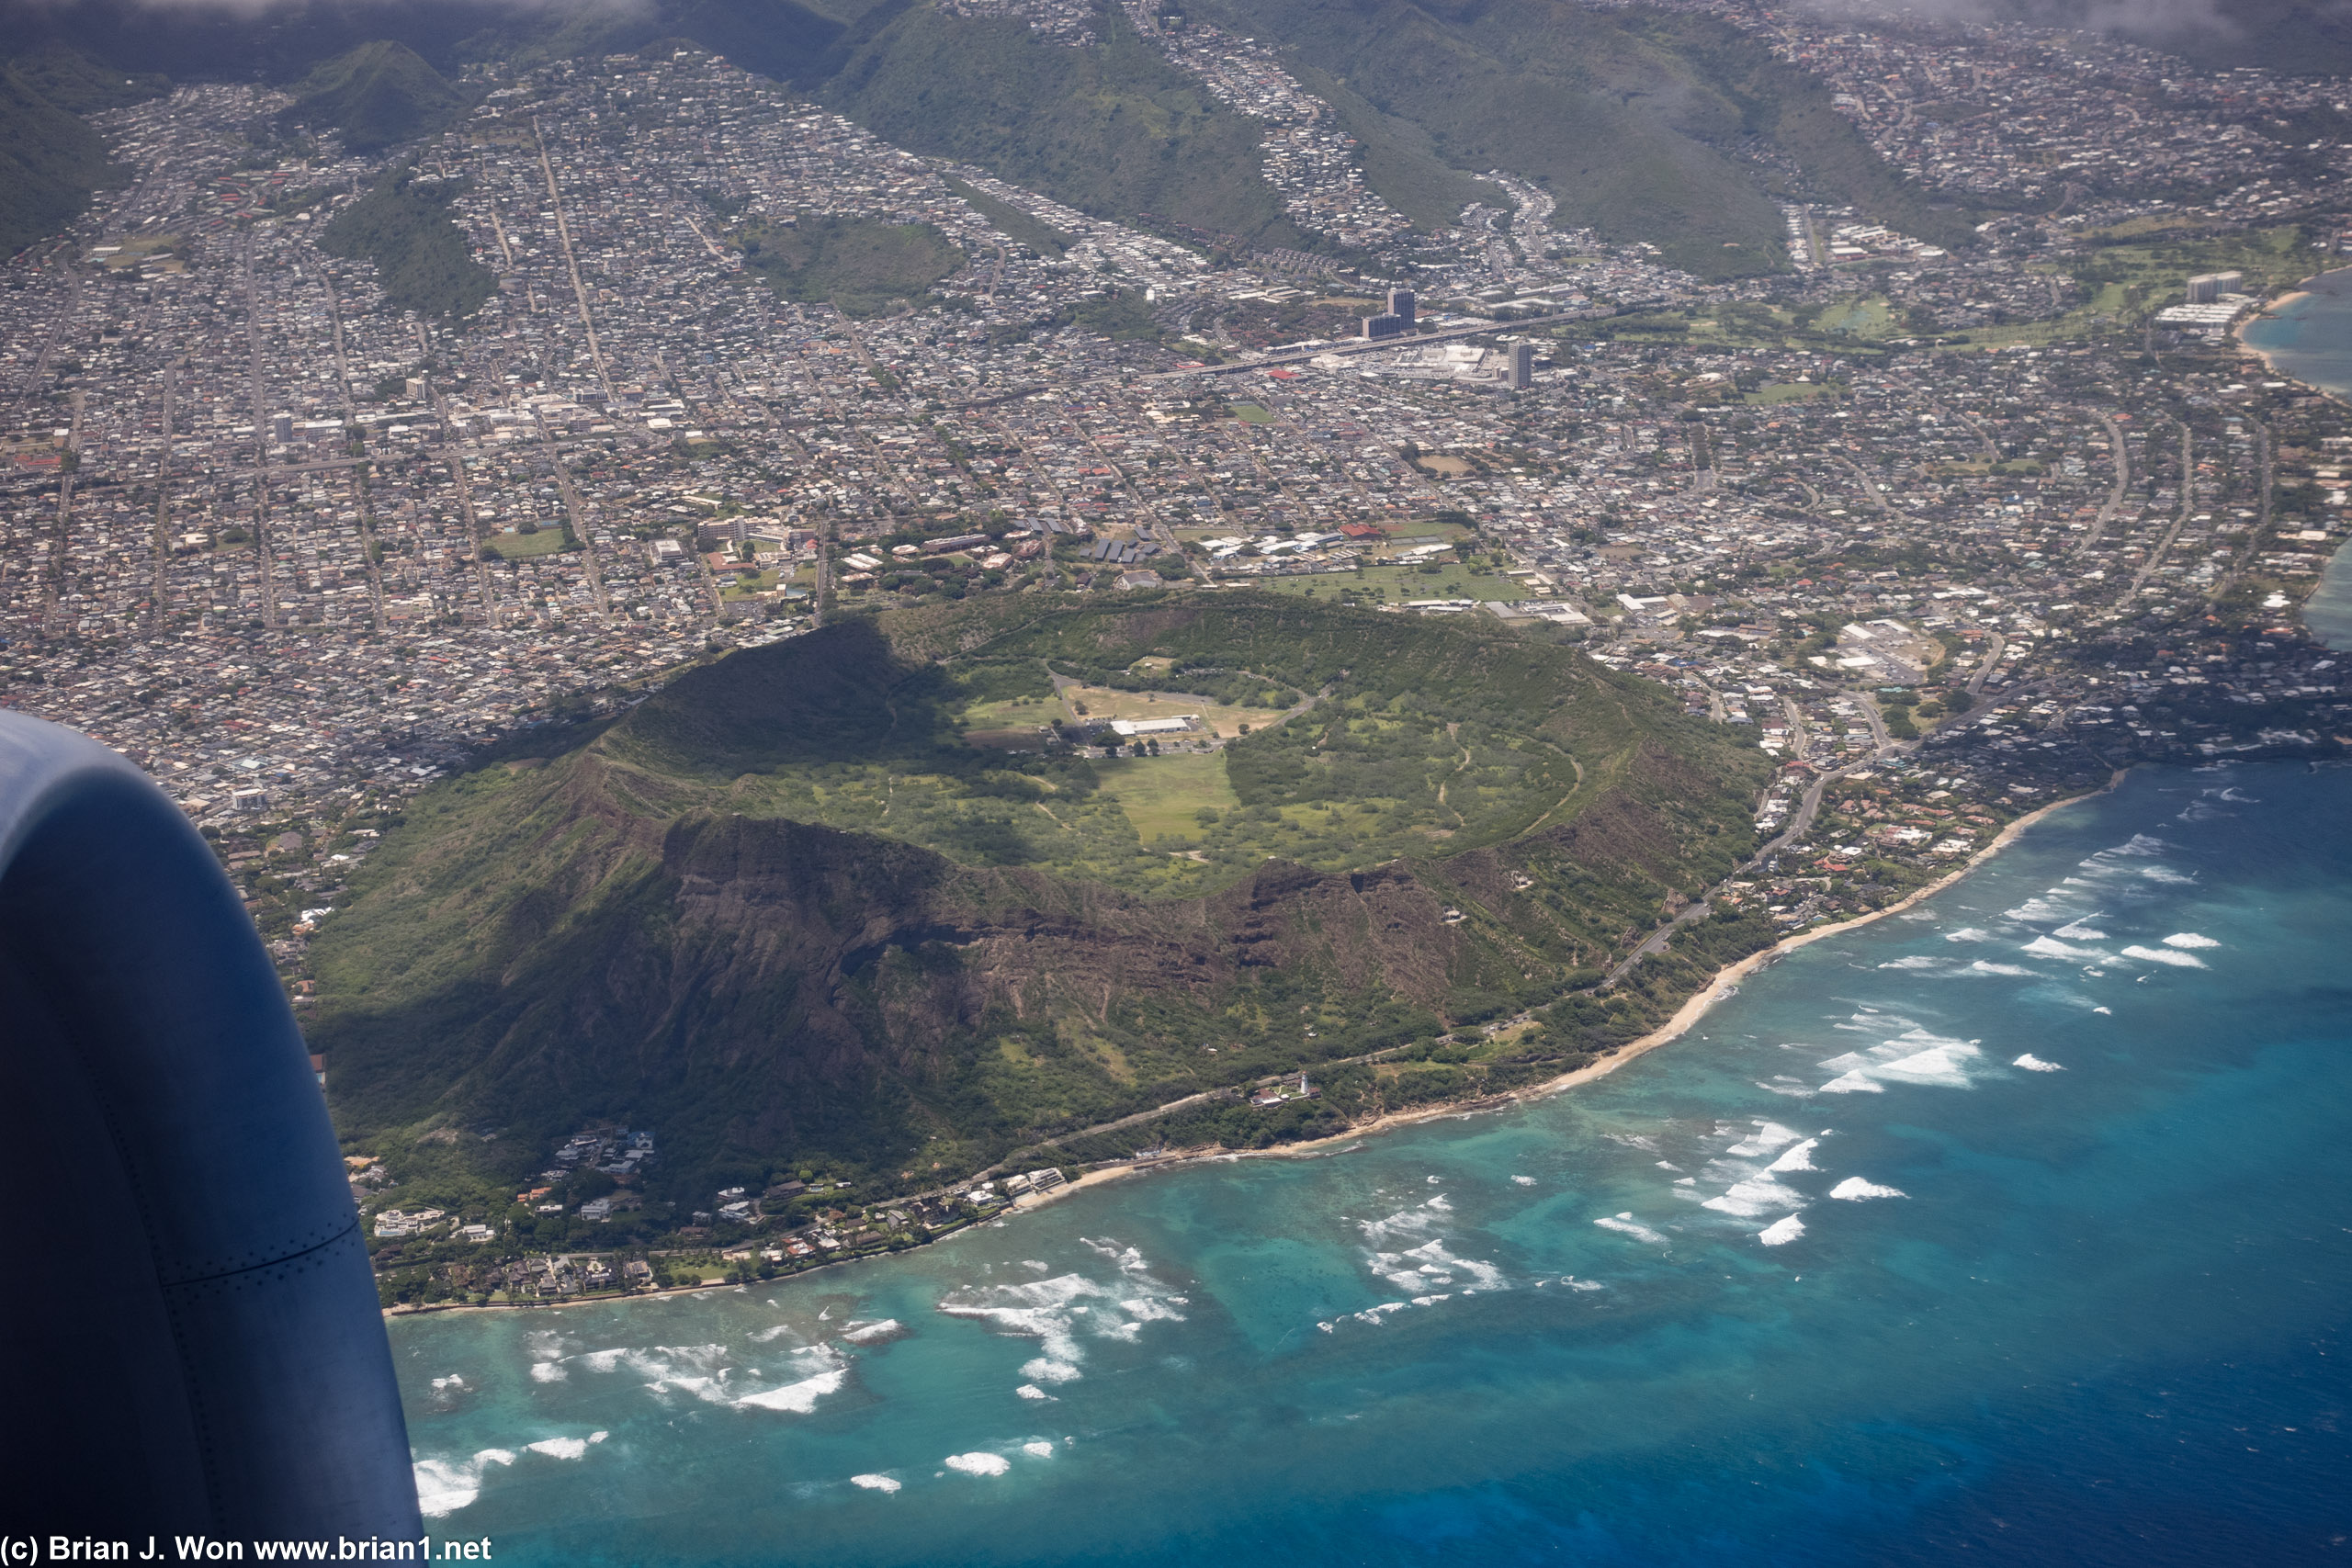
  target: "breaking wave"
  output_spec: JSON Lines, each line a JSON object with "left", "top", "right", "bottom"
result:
{"left": 522, "top": 1433, "right": 606, "bottom": 1461}
{"left": 1817, "top": 1029, "right": 1984, "bottom": 1094}
{"left": 938, "top": 1246, "right": 1188, "bottom": 1392}
{"left": 2021, "top": 935, "right": 2110, "bottom": 963}
{"left": 1828, "top": 1178, "right": 1906, "bottom": 1201}
{"left": 413, "top": 1450, "right": 514, "bottom": 1518}
{"left": 1594, "top": 1213, "right": 1668, "bottom": 1246}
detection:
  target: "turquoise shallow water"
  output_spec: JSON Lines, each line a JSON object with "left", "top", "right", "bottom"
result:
{"left": 2245, "top": 274, "right": 2352, "bottom": 648}
{"left": 392, "top": 763, "right": 2352, "bottom": 1565}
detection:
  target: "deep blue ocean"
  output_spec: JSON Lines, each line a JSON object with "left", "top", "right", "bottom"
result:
{"left": 390, "top": 763, "right": 2352, "bottom": 1566}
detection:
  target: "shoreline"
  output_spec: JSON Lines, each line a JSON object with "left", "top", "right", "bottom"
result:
{"left": 2231, "top": 270, "right": 2352, "bottom": 654}
{"left": 2235, "top": 269, "right": 2350, "bottom": 390}
{"left": 385, "top": 773, "right": 2120, "bottom": 1320}
{"left": 2234, "top": 290, "right": 2302, "bottom": 376}
{"left": 1012, "top": 772, "right": 2125, "bottom": 1192}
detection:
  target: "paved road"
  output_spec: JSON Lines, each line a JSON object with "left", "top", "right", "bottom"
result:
{"left": 1603, "top": 894, "right": 1717, "bottom": 987}
{"left": 40, "top": 389, "right": 84, "bottom": 637}
{"left": 2128, "top": 423, "right": 2197, "bottom": 599}
{"left": 2074, "top": 408, "right": 2132, "bottom": 559}
{"left": 534, "top": 116, "right": 616, "bottom": 400}
{"left": 976, "top": 1088, "right": 1242, "bottom": 1176}
{"left": 1964, "top": 631, "right": 2009, "bottom": 705}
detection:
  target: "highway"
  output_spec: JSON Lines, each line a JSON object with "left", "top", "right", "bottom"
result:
{"left": 949, "top": 300, "right": 1663, "bottom": 411}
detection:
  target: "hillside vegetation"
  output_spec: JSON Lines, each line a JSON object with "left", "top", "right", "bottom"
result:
{"left": 0, "top": 48, "right": 164, "bottom": 256}
{"left": 283, "top": 40, "right": 469, "bottom": 153}
{"left": 820, "top": 4, "right": 1317, "bottom": 252}
{"left": 735, "top": 212, "right": 966, "bottom": 317}
{"left": 1291, "top": 64, "right": 1503, "bottom": 232}
{"left": 0, "top": 0, "right": 1962, "bottom": 269}
{"left": 318, "top": 168, "right": 497, "bottom": 318}
{"left": 942, "top": 175, "right": 1068, "bottom": 258}
{"left": 308, "top": 595, "right": 1769, "bottom": 1204}
{"left": 1185, "top": 0, "right": 1971, "bottom": 274}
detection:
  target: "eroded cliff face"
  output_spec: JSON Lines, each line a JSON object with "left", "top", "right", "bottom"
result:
{"left": 321, "top": 725, "right": 1716, "bottom": 1176}
{"left": 312, "top": 600, "right": 1764, "bottom": 1190}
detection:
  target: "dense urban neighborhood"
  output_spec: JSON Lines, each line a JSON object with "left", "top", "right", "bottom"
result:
{"left": 5, "top": 0, "right": 2352, "bottom": 1307}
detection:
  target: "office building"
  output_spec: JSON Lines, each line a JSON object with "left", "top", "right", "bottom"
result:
{"left": 2185, "top": 271, "right": 2244, "bottom": 304}
{"left": 1363, "top": 312, "right": 1407, "bottom": 341}
{"left": 1387, "top": 288, "right": 1417, "bottom": 327}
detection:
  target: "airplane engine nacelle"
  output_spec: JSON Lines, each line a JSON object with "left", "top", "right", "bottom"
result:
{"left": 0, "top": 713, "right": 420, "bottom": 1539}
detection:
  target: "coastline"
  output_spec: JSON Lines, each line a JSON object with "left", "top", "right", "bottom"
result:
{"left": 2234, "top": 288, "right": 2307, "bottom": 375}
{"left": 2230, "top": 270, "right": 2352, "bottom": 653}
{"left": 2235, "top": 268, "right": 2352, "bottom": 391}
{"left": 386, "top": 773, "right": 2120, "bottom": 1319}
{"left": 1046, "top": 770, "right": 2125, "bottom": 1185}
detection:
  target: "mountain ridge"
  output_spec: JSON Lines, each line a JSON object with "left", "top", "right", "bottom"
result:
{"left": 282, "top": 39, "right": 469, "bottom": 152}
{"left": 309, "top": 597, "right": 1769, "bottom": 1202}
{"left": 0, "top": 0, "right": 1981, "bottom": 273}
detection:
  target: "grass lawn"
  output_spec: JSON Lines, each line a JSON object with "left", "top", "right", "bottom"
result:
{"left": 482, "top": 528, "right": 569, "bottom": 559}
{"left": 962, "top": 693, "right": 1061, "bottom": 728}
{"left": 1380, "top": 517, "right": 1476, "bottom": 542}
{"left": 1095, "top": 751, "right": 1239, "bottom": 842}
{"left": 720, "top": 569, "right": 781, "bottom": 599}
{"left": 1228, "top": 402, "right": 1276, "bottom": 423}
{"left": 1941, "top": 225, "right": 2326, "bottom": 349}
{"left": 1249, "top": 565, "right": 1529, "bottom": 603}
{"left": 1814, "top": 296, "right": 1894, "bottom": 337}
{"left": 1057, "top": 683, "right": 1280, "bottom": 738}
{"left": 735, "top": 214, "right": 965, "bottom": 319}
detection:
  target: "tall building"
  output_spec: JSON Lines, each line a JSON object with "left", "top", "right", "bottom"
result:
{"left": 1506, "top": 340, "right": 1533, "bottom": 390}
{"left": 1363, "top": 312, "right": 1407, "bottom": 341}
{"left": 2185, "top": 272, "right": 2243, "bottom": 304}
{"left": 1387, "top": 288, "right": 1417, "bottom": 328}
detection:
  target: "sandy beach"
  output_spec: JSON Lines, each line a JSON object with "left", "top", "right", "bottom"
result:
{"left": 2235, "top": 288, "right": 2309, "bottom": 375}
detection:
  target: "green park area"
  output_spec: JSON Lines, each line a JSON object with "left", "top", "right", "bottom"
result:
{"left": 1939, "top": 223, "right": 2327, "bottom": 348}
{"left": 959, "top": 690, "right": 1063, "bottom": 731}
{"left": 1248, "top": 564, "right": 1530, "bottom": 604}
{"left": 734, "top": 213, "right": 966, "bottom": 318}
{"left": 1095, "top": 751, "right": 1241, "bottom": 842}
{"left": 480, "top": 527, "right": 568, "bottom": 559}
{"left": 1747, "top": 381, "right": 1842, "bottom": 405}
{"left": 309, "top": 596, "right": 1770, "bottom": 1205}
{"left": 719, "top": 567, "right": 783, "bottom": 599}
